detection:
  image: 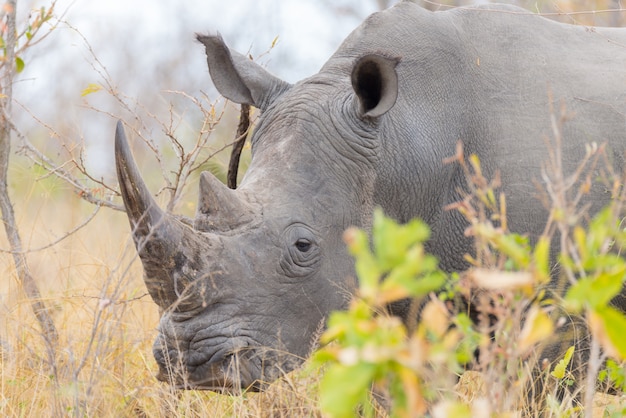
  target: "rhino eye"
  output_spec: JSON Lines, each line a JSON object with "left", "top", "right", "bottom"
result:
{"left": 280, "top": 224, "right": 321, "bottom": 277}
{"left": 295, "top": 239, "right": 312, "bottom": 253}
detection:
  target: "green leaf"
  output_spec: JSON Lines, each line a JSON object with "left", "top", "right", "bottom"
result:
{"left": 372, "top": 208, "right": 429, "bottom": 271}
{"left": 551, "top": 346, "right": 575, "bottom": 379}
{"left": 533, "top": 235, "right": 551, "bottom": 283}
{"left": 15, "top": 56, "right": 24, "bottom": 73}
{"left": 573, "top": 226, "right": 588, "bottom": 261}
{"left": 565, "top": 267, "right": 625, "bottom": 312}
{"left": 493, "top": 233, "right": 531, "bottom": 268}
{"left": 319, "top": 363, "right": 376, "bottom": 418}
{"left": 81, "top": 83, "right": 103, "bottom": 97}
{"left": 469, "top": 154, "right": 482, "bottom": 176}
{"left": 345, "top": 227, "right": 380, "bottom": 301}
{"left": 600, "top": 359, "right": 626, "bottom": 391}
{"left": 592, "top": 306, "right": 626, "bottom": 360}
{"left": 518, "top": 306, "right": 554, "bottom": 352}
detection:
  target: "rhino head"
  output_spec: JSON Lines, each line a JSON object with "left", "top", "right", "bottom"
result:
{"left": 115, "top": 33, "right": 399, "bottom": 392}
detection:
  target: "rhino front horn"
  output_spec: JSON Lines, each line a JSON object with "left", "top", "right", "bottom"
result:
{"left": 115, "top": 121, "right": 165, "bottom": 236}
{"left": 115, "top": 121, "right": 190, "bottom": 308}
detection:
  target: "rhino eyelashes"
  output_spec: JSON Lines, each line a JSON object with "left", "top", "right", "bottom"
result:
{"left": 294, "top": 238, "right": 313, "bottom": 253}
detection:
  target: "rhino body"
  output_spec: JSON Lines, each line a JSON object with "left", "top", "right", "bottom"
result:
{"left": 116, "top": 3, "right": 626, "bottom": 392}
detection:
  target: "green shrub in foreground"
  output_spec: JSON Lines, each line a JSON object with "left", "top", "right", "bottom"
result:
{"left": 312, "top": 209, "right": 474, "bottom": 417}
{"left": 312, "top": 204, "right": 626, "bottom": 417}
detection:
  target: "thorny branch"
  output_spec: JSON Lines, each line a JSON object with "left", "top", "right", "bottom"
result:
{"left": 158, "top": 91, "right": 227, "bottom": 212}
{"left": 12, "top": 113, "right": 123, "bottom": 211}
{"left": 15, "top": 18, "right": 232, "bottom": 216}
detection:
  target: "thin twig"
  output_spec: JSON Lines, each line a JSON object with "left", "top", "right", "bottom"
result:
{"left": 0, "top": 203, "right": 101, "bottom": 254}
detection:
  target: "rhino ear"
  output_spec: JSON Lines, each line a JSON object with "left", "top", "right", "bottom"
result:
{"left": 196, "top": 33, "right": 291, "bottom": 110}
{"left": 351, "top": 54, "right": 399, "bottom": 118}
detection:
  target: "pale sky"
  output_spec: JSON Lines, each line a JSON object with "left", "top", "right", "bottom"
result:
{"left": 15, "top": 0, "right": 392, "bottom": 177}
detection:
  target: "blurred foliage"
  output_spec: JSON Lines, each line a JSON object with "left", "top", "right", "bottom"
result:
{"left": 599, "top": 359, "right": 626, "bottom": 392}
{"left": 313, "top": 209, "right": 460, "bottom": 417}
{"left": 313, "top": 146, "right": 626, "bottom": 416}
{"left": 561, "top": 206, "right": 626, "bottom": 359}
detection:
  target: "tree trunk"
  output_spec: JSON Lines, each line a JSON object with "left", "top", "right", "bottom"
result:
{"left": 0, "top": 0, "right": 58, "bottom": 347}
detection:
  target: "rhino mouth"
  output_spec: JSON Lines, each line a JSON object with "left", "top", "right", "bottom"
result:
{"left": 154, "top": 345, "right": 294, "bottom": 393}
{"left": 154, "top": 356, "right": 264, "bottom": 393}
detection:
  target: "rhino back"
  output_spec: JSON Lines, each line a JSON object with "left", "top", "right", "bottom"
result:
{"left": 318, "top": 3, "right": 626, "bottom": 270}
{"left": 452, "top": 5, "right": 626, "bottom": 236}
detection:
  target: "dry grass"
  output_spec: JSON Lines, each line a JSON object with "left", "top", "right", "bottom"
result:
{"left": 2, "top": 180, "right": 626, "bottom": 417}
{"left": 0, "top": 158, "right": 322, "bottom": 417}
{"left": 2, "top": 165, "right": 625, "bottom": 418}
{"left": 2, "top": 120, "right": 626, "bottom": 417}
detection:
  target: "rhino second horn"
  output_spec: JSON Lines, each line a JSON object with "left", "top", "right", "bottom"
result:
{"left": 195, "top": 171, "right": 254, "bottom": 232}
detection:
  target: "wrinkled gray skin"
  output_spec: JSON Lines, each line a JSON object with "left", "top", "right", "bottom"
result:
{"left": 116, "top": 3, "right": 626, "bottom": 392}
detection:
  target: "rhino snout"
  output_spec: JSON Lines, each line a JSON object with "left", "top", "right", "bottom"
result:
{"left": 154, "top": 352, "right": 260, "bottom": 393}
{"left": 153, "top": 335, "right": 258, "bottom": 392}
{"left": 152, "top": 321, "right": 296, "bottom": 393}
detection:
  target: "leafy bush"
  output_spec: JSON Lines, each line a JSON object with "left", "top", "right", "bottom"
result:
{"left": 313, "top": 149, "right": 626, "bottom": 417}
{"left": 312, "top": 209, "right": 458, "bottom": 417}
{"left": 312, "top": 209, "right": 552, "bottom": 417}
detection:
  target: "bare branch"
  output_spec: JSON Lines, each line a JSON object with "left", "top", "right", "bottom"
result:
{"left": 12, "top": 102, "right": 124, "bottom": 211}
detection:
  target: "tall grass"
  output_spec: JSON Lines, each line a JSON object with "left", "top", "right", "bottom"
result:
{"left": 3, "top": 148, "right": 626, "bottom": 417}
{"left": 0, "top": 135, "right": 325, "bottom": 417}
